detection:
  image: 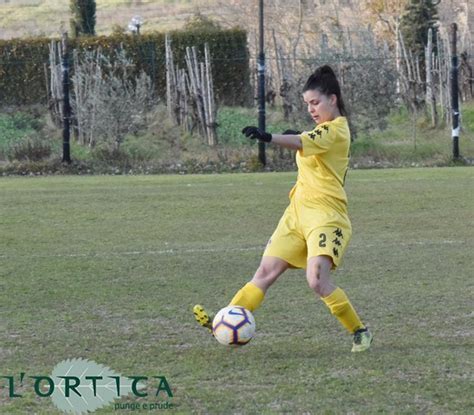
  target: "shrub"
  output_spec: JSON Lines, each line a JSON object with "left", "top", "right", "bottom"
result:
{"left": 0, "top": 28, "right": 251, "bottom": 106}
{"left": 71, "top": 48, "right": 155, "bottom": 149}
{"left": 0, "top": 112, "right": 47, "bottom": 160}
{"left": 6, "top": 133, "right": 52, "bottom": 161}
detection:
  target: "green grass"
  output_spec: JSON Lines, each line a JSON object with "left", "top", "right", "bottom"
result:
{"left": 351, "top": 103, "right": 474, "bottom": 165}
{"left": 0, "top": 113, "right": 41, "bottom": 150}
{"left": 1, "top": 167, "right": 473, "bottom": 414}
{"left": 1, "top": 103, "right": 474, "bottom": 172}
{"left": 216, "top": 103, "right": 474, "bottom": 166}
{"left": 462, "top": 102, "right": 474, "bottom": 132}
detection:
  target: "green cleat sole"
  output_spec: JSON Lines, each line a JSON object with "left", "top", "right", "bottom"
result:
{"left": 351, "top": 329, "right": 373, "bottom": 352}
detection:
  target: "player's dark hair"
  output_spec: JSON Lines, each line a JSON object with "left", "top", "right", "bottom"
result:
{"left": 303, "top": 65, "right": 347, "bottom": 116}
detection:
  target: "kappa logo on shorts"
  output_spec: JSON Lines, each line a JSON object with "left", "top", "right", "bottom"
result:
{"left": 332, "top": 238, "right": 342, "bottom": 247}
{"left": 332, "top": 228, "right": 343, "bottom": 258}
{"left": 333, "top": 228, "right": 343, "bottom": 238}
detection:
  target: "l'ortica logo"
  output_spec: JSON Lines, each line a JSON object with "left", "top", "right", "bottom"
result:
{"left": 1, "top": 358, "right": 173, "bottom": 414}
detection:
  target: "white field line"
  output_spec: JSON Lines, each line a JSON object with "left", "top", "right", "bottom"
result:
{"left": 0, "top": 240, "right": 468, "bottom": 260}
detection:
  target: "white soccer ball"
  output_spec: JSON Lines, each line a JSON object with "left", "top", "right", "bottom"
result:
{"left": 212, "top": 306, "right": 256, "bottom": 346}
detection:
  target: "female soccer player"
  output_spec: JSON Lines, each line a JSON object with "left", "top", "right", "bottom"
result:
{"left": 194, "top": 65, "right": 373, "bottom": 352}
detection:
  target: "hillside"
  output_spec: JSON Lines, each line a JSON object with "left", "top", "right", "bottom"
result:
{"left": 0, "top": 0, "right": 472, "bottom": 67}
{"left": 1, "top": 0, "right": 471, "bottom": 42}
{"left": 0, "top": 0, "right": 215, "bottom": 39}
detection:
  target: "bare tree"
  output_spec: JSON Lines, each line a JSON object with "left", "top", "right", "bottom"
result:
{"left": 166, "top": 36, "right": 218, "bottom": 146}
{"left": 362, "top": 0, "right": 409, "bottom": 94}
{"left": 70, "top": 47, "right": 155, "bottom": 150}
{"left": 212, "top": 0, "right": 397, "bottom": 134}
{"left": 425, "top": 28, "right": 437, "bottom": 127}
{"left": 46, "top": 40, "right": 64, "bottom": 128}
{"left": 213, "top": 0, "right": 323, "bottom": 109}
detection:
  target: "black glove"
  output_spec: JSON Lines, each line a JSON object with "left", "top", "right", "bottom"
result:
{"left": 282, "top": 129, "right": 302, "bottom": 135}
{"left": 242, "top": 126, "right": 272, "bottom": 143}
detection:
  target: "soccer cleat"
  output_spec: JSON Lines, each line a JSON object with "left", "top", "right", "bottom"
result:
{"left": 351, "top": 327, "right": 373, "bottom": 352}
{"left": 193, "top": 304, "right": 213, "bottom": 333}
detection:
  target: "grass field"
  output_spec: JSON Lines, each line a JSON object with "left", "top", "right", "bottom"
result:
{"left": 1, "top": 167, "right": 473, "bottom": 414}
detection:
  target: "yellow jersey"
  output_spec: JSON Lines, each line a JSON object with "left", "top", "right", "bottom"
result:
{"left": 291, "top": 116, "right": 351, "bottom": 207}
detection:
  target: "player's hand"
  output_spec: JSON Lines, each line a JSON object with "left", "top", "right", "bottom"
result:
{"left": 242, "top": 126, "right": 272, "bottom": 143}
{"left": 282, "top": 129, "right": 302, "bottom": 135}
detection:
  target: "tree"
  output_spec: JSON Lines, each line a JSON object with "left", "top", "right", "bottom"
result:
{"left": 70, "top": 0, "right": 96, "bottom": 37}
{"left": 400, "top": 0, "right": 439, "bottom": 59}
{"left": 184, "top": 12, "right": 222, "bottom": 31}
{"left": 363, "top": 0, "right": 409, "bottom": 95}
{"left": 70, "top": 48, "right": 154, "bottom": 150}
{"left": 363, "top": 0, "right": 408, "bottom": 43}
{"left": 211, "top": 0, "right": 397, "bottom": 131}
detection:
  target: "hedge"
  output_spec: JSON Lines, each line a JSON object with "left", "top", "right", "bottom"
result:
{"left": 0, "top": 28, "right": 251, "bottom": 107}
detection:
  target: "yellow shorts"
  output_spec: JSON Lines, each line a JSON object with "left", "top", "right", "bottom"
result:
{"left": 263, "top": 196, "right": 352, "bottom": 270}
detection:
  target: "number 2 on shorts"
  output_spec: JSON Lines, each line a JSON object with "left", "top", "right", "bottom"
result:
{"left": 319, "top": 233, "right": 327, "bottom": 247}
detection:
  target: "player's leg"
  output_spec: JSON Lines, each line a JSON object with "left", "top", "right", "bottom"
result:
{"left": 306, "top": 255, "right": 363, "bottom": 331}
{"left": 305, "top": 219, "right": 373, "bottom": 350}
{"left": 306, "top": 255, "right": 372, "bottom": 352}
{"left": 194, "top": 203, "right": 305, "bottom": 332}
{"left": 230, "top": 206, "right": 307, "bottom": 313}
{"left": 229, "top": 256, "right": 289, "bottom": 310}
{"left": 193, "top": 256, "right": 289, "bottom": 332}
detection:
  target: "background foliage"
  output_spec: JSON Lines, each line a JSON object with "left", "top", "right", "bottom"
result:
{"left": 70, "top": 0, "right": 97, "bottom": 37}
{"left": 0, "top": 28, "right": 250, "bottom": 106}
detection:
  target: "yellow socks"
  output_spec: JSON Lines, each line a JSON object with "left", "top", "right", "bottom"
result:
{"left": 321, "top": 287, "right": 364, "bottom": 334}
{"left": 229, "top": 282, "right": 265, "bottom": 312}
{"left": 229, "top": 283, "right": 363, "bottom": 334}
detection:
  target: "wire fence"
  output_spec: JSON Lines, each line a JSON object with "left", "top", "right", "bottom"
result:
{"left": 0, "top": 3, "right": 473, "bottom": 171}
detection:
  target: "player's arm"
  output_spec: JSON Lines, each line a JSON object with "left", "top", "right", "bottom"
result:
{"left": 270, "top": 134, "right": 302, "bottom": 150}
{"left": 241, "top": 126, "right": 302, "bottom": 150}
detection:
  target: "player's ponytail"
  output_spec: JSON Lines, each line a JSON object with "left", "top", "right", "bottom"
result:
{"left": 303, "top": 65, "right": 347, "bottom": 116}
